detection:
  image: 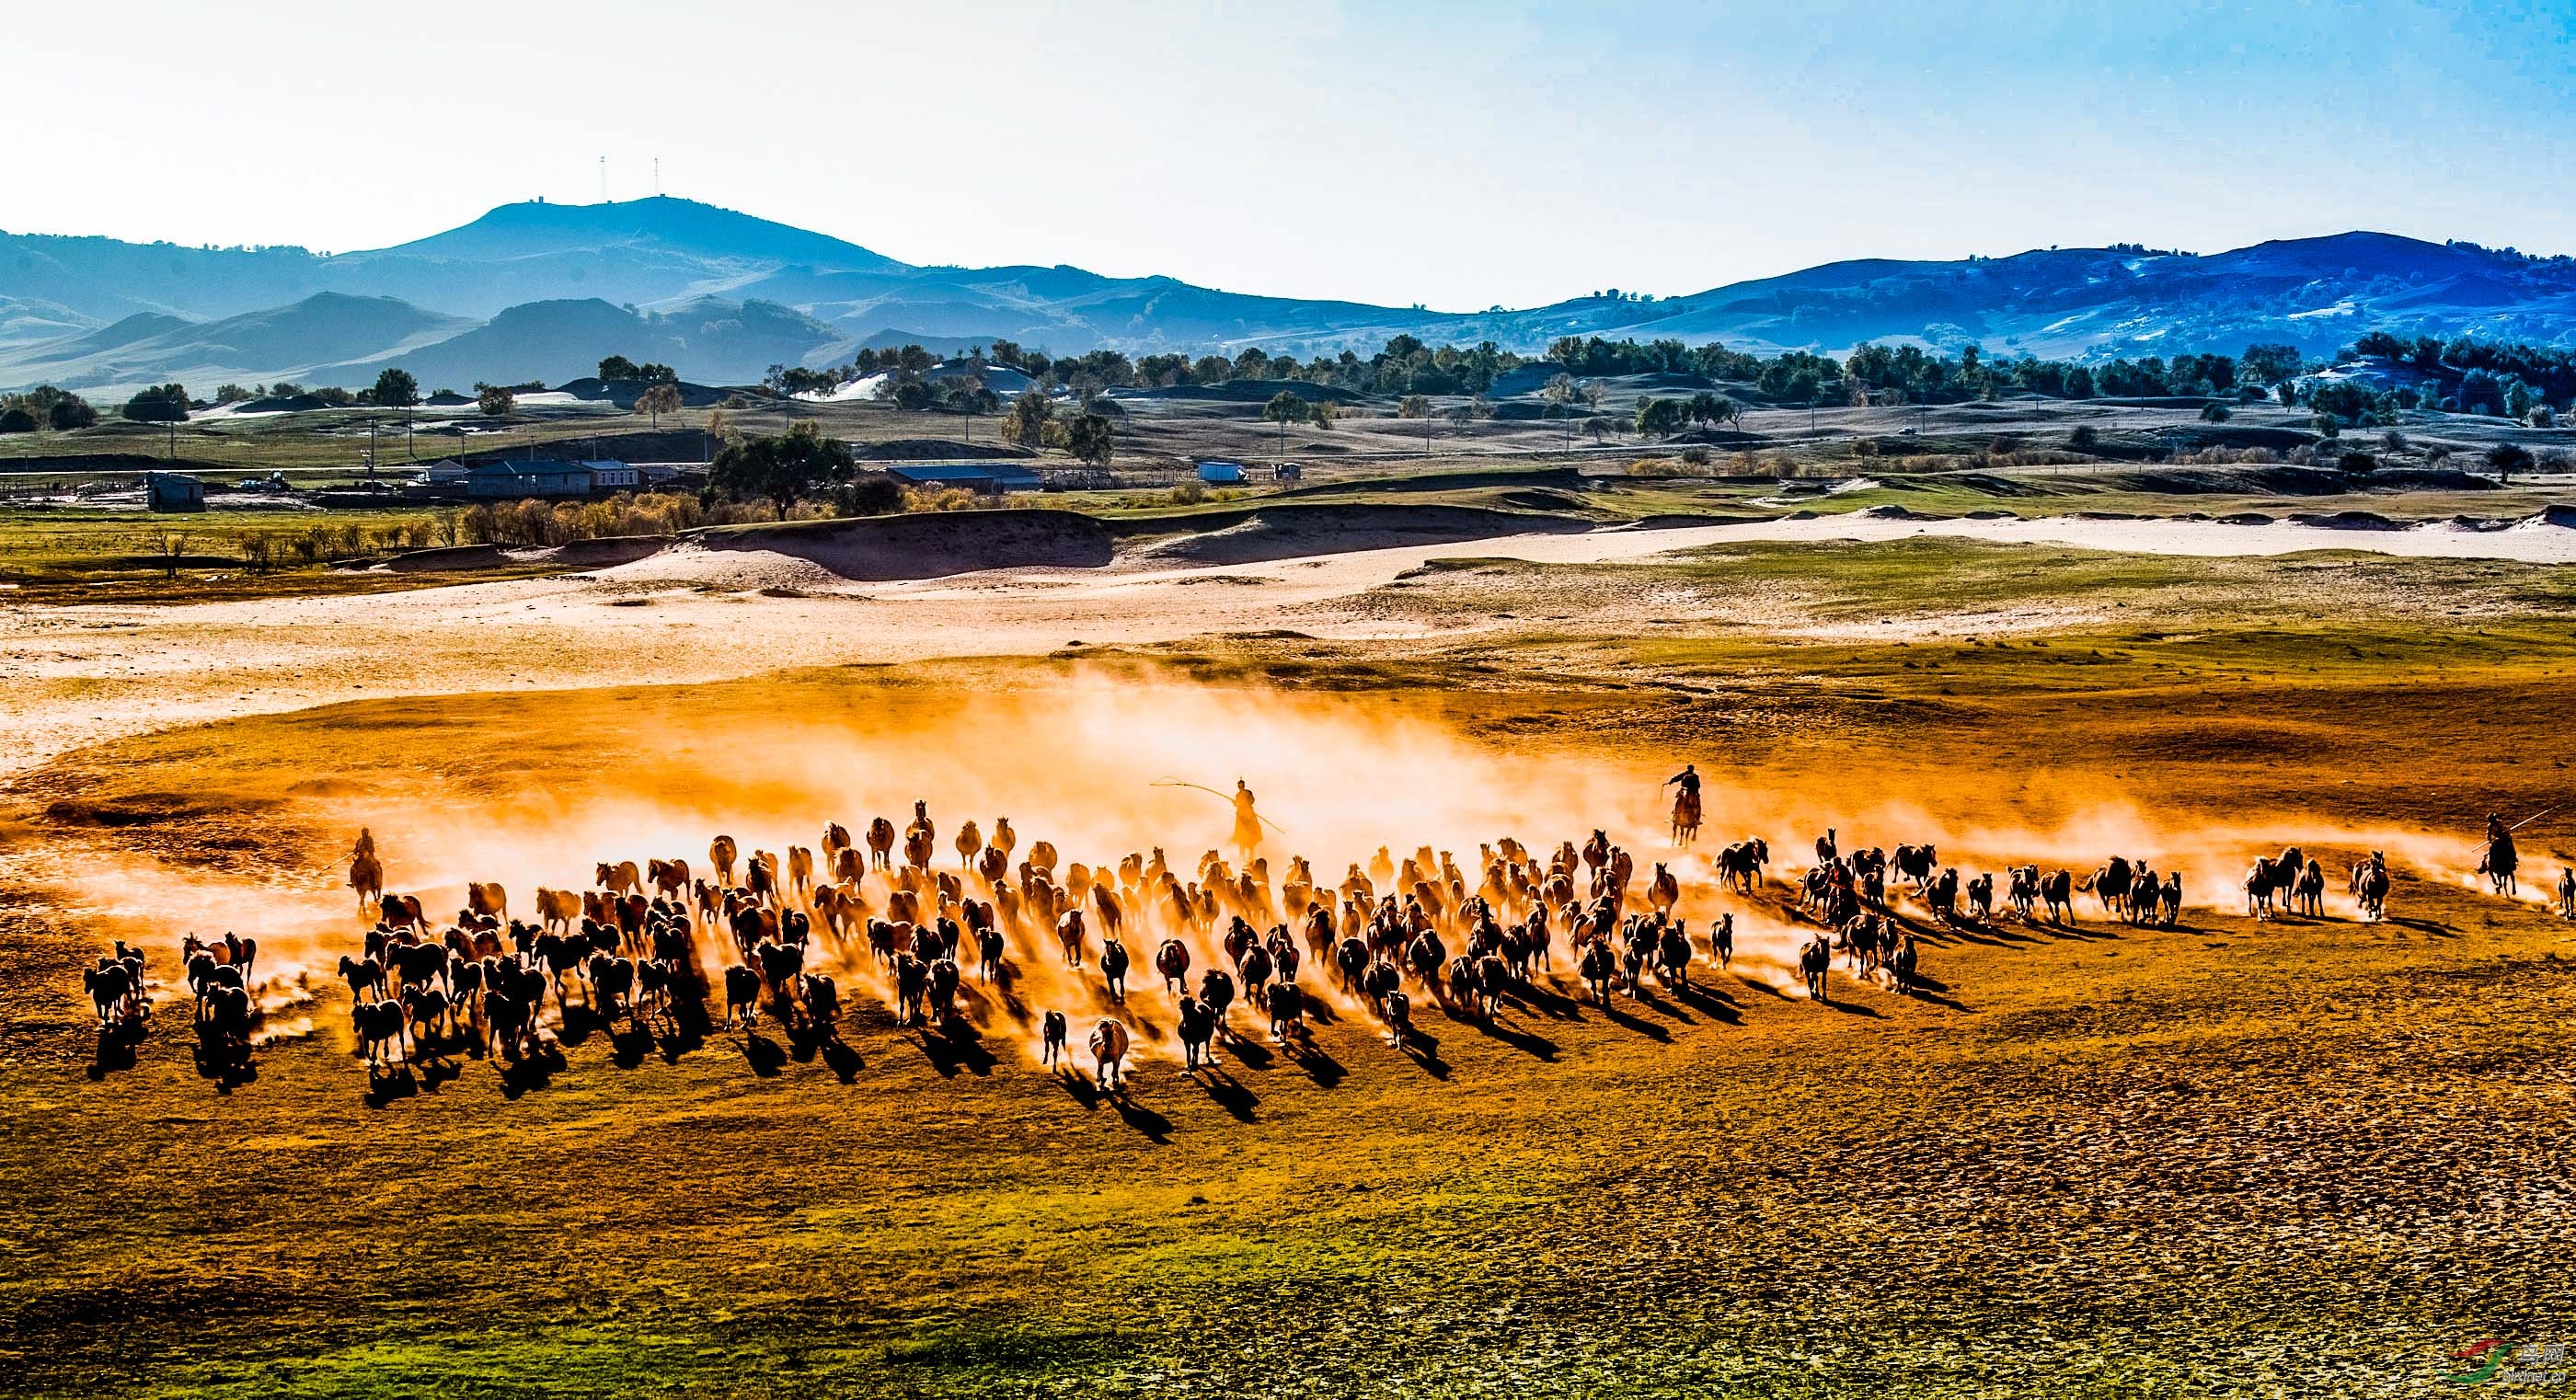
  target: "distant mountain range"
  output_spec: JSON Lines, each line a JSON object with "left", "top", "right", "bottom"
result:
{"left": 5, "top": 197, "right": 2574, "bottom": 396}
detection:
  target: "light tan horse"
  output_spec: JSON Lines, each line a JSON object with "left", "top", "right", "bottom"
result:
{"left": 1647, "top": 863, "right": 1681, "bottom": 917}
{"left": 534, "top": 888, "right": 581, "bottom": 934}
{"left": 1087, "top": 1017, "right": 1131, "bottom": 1090}
{"left": 709, "top": 835, "right": 739, "bottom": 886}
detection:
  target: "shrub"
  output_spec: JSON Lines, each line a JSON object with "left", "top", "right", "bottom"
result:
{"left": 2199, "top": 402, "right": 2231, "bottom": 422}
{"left": 2339, "top": 451, "right": 2378, "bottom": 474}
{"left": 832, "top": 475, "right": 906, "bottom": 517}
{"left": 0, "top": 407, "right": 34, "bottom": 434}
{"left": 2068, "top": 425, "right": 2099, "bottom": 449}
{"left": 1680, "top": 446, "right": 1711, "bottom": 466}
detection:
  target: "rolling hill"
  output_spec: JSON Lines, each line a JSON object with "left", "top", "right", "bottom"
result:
{"left": 5, "top": 196, "right": 2575, "bottom": 396}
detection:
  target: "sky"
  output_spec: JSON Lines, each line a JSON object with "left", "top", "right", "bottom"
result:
{"left": 6, "top": 0, "right": 2575, "bottom": 311}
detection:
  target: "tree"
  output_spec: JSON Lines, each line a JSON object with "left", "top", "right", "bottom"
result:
{"left": 477, "top": 384, "right": 517, "bottom": 417}
{"left": 373, "top": 368, "right": 420, "bottom": 458}
{"left": 43, "top": 392, "right": 98, "bottom": 430}
{"left": 1261, "top": 389, "right": 1308, "bottom": 455}
{"left": 599, "top": 355, "right": 641, "bottom": 383}
{"left": 708, "top": 422, "right": 856, "bottom": 514}
{"left": 372, "top": 368, "right": 419, "bottom": 411}
{"left": 636, "top": 382, "right": 683, "bottom": 429}
{"left": 0, "top": 408, "right": 34, "bottom": 434}
{"left": 1000, "top": 387, "right": 1053, "bottom": 447}
{"left": 938, "top": 377, "right": 1001, "bottom": 442}
{"left": 2238, "top": 343, "right": 2303, "bottom": 386}
{"left": 121, "top": 384, "right": 190, "bottom": 422}
{"left": 1065, "top": 412, "right": 1115, "bottom": 470}
{"left": 1397, "top": 395, "right": 1432, "bottom": 419}
{"left": 1309, "top": 398, "right": 1340, "bottom": 431}
{"left": 2487, "top": 442, "right": 2536, "bottom": 482}
{"left": 1634, "top": 396, "right": 1685, "bottom": 438}
{"left": 154, "top": 531, "right": 190, "bottom": 580}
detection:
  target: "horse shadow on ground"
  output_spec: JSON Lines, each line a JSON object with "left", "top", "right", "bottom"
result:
{"left": 1277, "top": 1033, "right": 1344, "bottom": 1088}
{"left": 1667, "top": 980, "right": 1743, "bottom": 1025}
{"left": 1217, "top": 1031, "right": 1275, "bottom": 1072}
{"left": 363, "top": 1063, "right": 420, "bottom": 1107}
{"left": 1394, "top": 1027, "right": 1451, "bottom": 1080}
{"left": 87, "top": 1020, "right": 147, "bottom": 1080}
{"left": 781, "top": 1019, "right": 864, "bottom": 1082}
{"left": 1816, "top": 995, "right": 1887, "bottom": 1019}
{"left": 1588, "top": 997, "right": 1671, "bottom": 1043}
{"left": 190, "top": 1027, "right": 258, "bottom": 1093}
{"left": 1110, "top": 1091, "right": 1174, "bottom": 1143}
{"left": 735, "top": 1030, "right": 788, "bottom": 1077}
{"left": 1441, "top": 1002, "right": 1561, "bottom": 1060}
{"left": 497, "top": 1046, "right": 565, "bottom": 1098}
{"left": 412, "top": 1052, "right": 466, "bottom": 1093}
{"left": 1900, "top": 974, "right": 1971, "bottom": 1012}
{"left": 1510, "top": 978, "right": 1587, "bottom": 1022}
{"left": 606, "top": 1020, "right": 659, "bottom": 1070}
{"left": 913, "top": 1016, "right": 995, "bottom": 1077}
{"left": 1052, "top": 1070, "right": 1175, "bottom": 1143}
{"left": 1630, "top": 981, "right": 1701, "bottom": 1025}
{"left": 1190, "top": 1066, "right": 1259, "bottom": 1122}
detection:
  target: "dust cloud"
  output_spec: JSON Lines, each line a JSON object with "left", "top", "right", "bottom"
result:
{"left": 49, "top": 673, "right": 2547, "bottom": 1061}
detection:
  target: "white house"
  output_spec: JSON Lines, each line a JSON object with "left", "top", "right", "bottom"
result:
{"left": 579, "top": 459, "right": 640, "bottom": 489}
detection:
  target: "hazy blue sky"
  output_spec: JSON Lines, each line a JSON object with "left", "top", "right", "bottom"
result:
{"left": 8, "top": 1, "right": 2573, "bottom": 309}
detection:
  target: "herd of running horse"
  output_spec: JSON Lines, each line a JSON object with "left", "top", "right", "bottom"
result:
{"left": 77, "top": 798, "right": 2570, "bottom": 1089}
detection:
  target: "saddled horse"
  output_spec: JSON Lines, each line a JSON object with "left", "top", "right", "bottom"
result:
{"left": 1670, "top": 787, "right": 1702, "bottom": 848}
{"left": 2479, "top": 831, "right": 2520, "bottom": 897}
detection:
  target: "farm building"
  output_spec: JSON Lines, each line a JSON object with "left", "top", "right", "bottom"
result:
{"left": 886, "top": 462, "right": 1043, "bottom": 495}
{"left": 1196, "top": 460, "right": 1246, "bottom": 485}
{"left": 579, "top": 460, "right": 641, "bottom": 489}
{"left": 144, "top": 472, "right": 204, "bottom": 512}
{"left": 466, "top": 460, "right": 592, "bottom": 499}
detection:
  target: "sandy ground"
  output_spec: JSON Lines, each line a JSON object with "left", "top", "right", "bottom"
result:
{"left": 5, "top": 510, "right": 2573, "bottom": 776}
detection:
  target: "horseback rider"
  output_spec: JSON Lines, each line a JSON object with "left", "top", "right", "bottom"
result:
{"left": 1663, "top": 763, "right": 1704, "bottom": 836}
{"left": 2486, "top": 813, "right": 2517, "bottom": 862}
{"left": 1231, "top": 780, "right": 1263, "bottom": 863}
